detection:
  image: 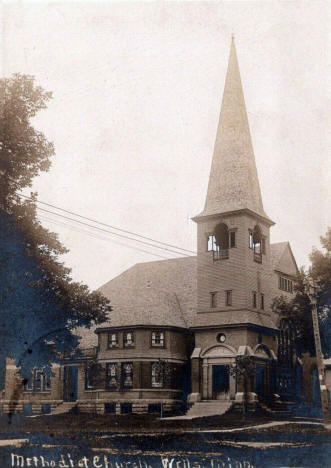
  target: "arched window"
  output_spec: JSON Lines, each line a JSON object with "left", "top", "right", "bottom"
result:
{"left": 249, "top": 225, "right": 264, "bottom": 263}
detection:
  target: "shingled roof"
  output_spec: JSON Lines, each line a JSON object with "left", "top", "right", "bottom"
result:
{"left": 97, "top": 256, "right": 197, "bottom": 329}
{"left": 270, "top": 242, "right": 299, "bottom": 277}
{"left": 77, "top": 241, "right": 296, "bottom": 348}
{"left": 196, "top": 37, "right": 272, "bottom": 223}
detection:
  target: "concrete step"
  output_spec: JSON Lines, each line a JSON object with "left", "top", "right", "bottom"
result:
{"left": 259, "top": 403, "right": 292, "bottom": 418}
{"left": 186, "top": 400, "right": 233, "bottom": 418}
{"left": 51, "top": 402, "right": 77, "bottom": 415}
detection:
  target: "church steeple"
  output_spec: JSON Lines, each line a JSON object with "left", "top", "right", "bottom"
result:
{"left": 195, "top": 37, "right": 272, "bottom": 223}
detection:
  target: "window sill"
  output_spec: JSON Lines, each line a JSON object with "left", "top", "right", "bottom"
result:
{"left": 23, "top": 391, "right": 51, "bottom": 394}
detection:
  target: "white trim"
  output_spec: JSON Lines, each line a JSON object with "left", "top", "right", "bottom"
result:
{"left": 201, "top": 344, "right": 237, "bottom": 358}
{"left": 98, "top": 357, "right": 186, "bottom": 364}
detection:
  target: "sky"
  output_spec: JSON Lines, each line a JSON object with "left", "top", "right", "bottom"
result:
{"left": 1, "top": 1, "right": 330, "bottom": 290}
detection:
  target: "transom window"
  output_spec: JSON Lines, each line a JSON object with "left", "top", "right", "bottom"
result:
{"left": 122, "top": 362, "right": 133, "bottom": 388}
{"left": 124, "top": 331, "right": 134, "bottom": 347}
{"left": 108, "top": 333, "right": 118, "bottom": 348}
{"left": 24, "top": 369, "right": 50, "bottom": 392}
{"left": 151, "top": 331, "right": 165, "bottom": 347}
{"left": 151, "top": 362, "right": 163, "bottom": 388}
{"left": 279, "top": 276, "right": 293, "bottom": 293}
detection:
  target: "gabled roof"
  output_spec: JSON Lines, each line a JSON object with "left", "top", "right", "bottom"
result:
{"left": 270, "top": 242, "right": 299, "bottom": 277}
{"left": 97, "top": 256, "right": 197, "bottom": 330}
{"left": 196, "top": 37, "right": 272, "bottom": 223}
{"left": 77, "top": 241, "right": 299, "bottom": 348}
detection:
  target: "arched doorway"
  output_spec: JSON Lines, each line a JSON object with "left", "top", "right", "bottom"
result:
{"left": 254, "top": 344, "right": 275, "bottom": 400}
{"left": 200, "top": 345, "right": 236, "bottom": 400}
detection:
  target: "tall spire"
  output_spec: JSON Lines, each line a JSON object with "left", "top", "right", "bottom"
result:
{"left": 197, "top": 37, "right": 271, "bottom": 222}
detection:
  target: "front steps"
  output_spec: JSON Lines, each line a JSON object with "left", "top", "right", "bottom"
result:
{"left": 50, "top": 401, "right": 77, "bottom": 415}
{"left": 161, "top": 400, "right": 233, "bottom": 420}
{"left": 186, "top": 400, "right": 233, "bottom": 418}
{"left": 257, "top": 402, "right": 292, "bottom": 418}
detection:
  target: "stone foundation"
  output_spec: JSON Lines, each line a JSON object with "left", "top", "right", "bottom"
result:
{"left": 1, "top": 400, "right": 63, "bottom": 414}
{"left": 2, "top": 398, "right": 184, "bottom": 415}
{"left": 77, "top": 399, "right": 183, "bottom": 415}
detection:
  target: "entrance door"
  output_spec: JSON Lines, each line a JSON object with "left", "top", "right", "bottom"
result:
{"left": 63, "top": 366, "right": 78, "bottom": 402}
{"left": 255, "top": 364, "right": 265, "bottom": 399}
{"left": 212, "top": 365, "right": 229, "bottom": 399}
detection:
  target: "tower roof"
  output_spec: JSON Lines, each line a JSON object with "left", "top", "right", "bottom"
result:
{"left": 195, "top": 37, "right": 272, "bottom": 223}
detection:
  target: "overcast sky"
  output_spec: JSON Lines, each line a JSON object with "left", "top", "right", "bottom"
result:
{"left": 1, "top": 1, "right": 330, "bottom": 290}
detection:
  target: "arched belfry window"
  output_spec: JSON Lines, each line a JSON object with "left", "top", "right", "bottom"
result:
{"left": 249, "top": 225, "right": 264, "bottom": 263}
{"left": 207, "top": 222, "right": 229, "bottom": 260}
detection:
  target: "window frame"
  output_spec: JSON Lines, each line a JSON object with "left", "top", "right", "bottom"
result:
{"left": 85, "top": 362, "right": 94, "bottom": 390}
{"left": 210, "top": 291, "right": 217, "bottom": 308}
{"left": 229, "top": 230, "right": 236, "bottom": 248}
{"left": 249, "top": 231, "right": 254, "bottom": 249}
{"left": 252, "top": 291, "right": 257, "bottom": 308}
{"left": 106, "top": 362, "right": 119, "bottom": 390}
{"left": 121, "top": 362, "right": 133, "bottom": 389}
{"left": 225, "top": 290, "right": 232, "bottom": 306}
{"left": 151, "top": 362, "right": 164, "bottom": 388}
{"left": 151, "top": 330, "right": 165, "bottom": 348}
{"left": 260, "top": 293, "right": 265, "bottom": 310}
{"left": 123, "top": 331, "right": 135, "bottom": 348}
{"left": 107, "top": 332, "right": 119, "bottom": 349}
{"left": 207, "top": 234, "right": 219, "bottom": 253}
{"left": 24, "top": 369, "right": 51, "bottom": 393}
{"left": 279, "top": 276, "right": 293, "bottom": 293}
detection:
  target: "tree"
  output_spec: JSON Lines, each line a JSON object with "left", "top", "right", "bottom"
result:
{"left": 230, "top": 355, "right": 256, "bottom": 417}
{"left": 0, "top": 74, "right": 111, "bottom": 386}
{"left": 310, "top": 228, "right": 331, "bottom": 357}
{"left": 272, "top": 228, "right": 331, "bottom": 358}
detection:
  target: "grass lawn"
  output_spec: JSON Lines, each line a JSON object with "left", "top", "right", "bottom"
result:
{"left": 0, "top": 410, "right": 327, "bottom": 436}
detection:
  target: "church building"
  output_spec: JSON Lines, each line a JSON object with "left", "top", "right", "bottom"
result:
{"left": 2, "top": 38, "right": 303, "bottom": 416}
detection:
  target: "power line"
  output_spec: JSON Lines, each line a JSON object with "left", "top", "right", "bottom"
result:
{"left": 38, "top": 214, "right": 170, "bottom": 260}
{"left": 18, "top": 193, "right": 196, "bottom": 255}
{"left": 30, "top": 204, "right": 193, "bottom": 258}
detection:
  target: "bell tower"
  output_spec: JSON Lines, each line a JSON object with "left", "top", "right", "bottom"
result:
{"left": 189, "top": 37, "right": 277, "bottom": 403}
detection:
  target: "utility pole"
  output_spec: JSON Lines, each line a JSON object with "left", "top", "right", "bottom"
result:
{"left": 306, "top": 279, "right": 330, "bottom": 422}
